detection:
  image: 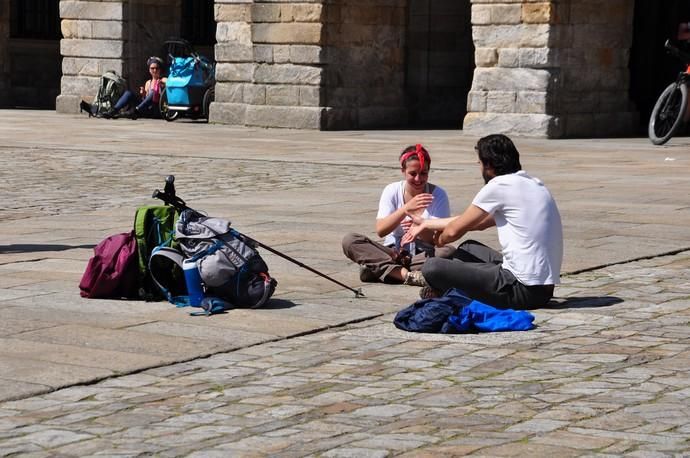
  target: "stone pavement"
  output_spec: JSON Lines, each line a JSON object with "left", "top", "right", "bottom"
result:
{"left": 0, "top": 251, "right": 689, "bottom": 456}
{"left": 0, "top": 110, "right": 689, "bottom": 455}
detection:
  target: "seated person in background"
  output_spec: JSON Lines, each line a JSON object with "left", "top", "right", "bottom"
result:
{"left": 403, "top": 134, "right": 563, "bottom": 309}
{"left": 342, "top": 144, "right": 456, "bottom": 287}
{"left": 80, "top": 56, "right": 167, "bottom": 119}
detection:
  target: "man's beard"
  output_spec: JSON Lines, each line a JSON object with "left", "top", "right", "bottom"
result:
{"left": 482, "top": 169, "right": 492, "bottom": 184}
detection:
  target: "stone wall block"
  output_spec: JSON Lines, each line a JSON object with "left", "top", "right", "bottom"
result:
{"left": 252, "top": 4, "right": 281, "bottom": 23}
{"left": 61, "top": 39, "right": 124, "bottom": 59}
{"left": 252, "top": 23, "right": 323, "bottom": 44}
{"left": 244, "top": 84, "right": 267, "bottom": 104}
{"left": 62, "top": 57, "right": 124, "bottom": 77}
{"left": 471, "top": 5, "right": 491, "bottom": 25}
{"left": 266, "top": 85, "right": 299, "bottom": 105}
{"left": 215, "top": 4, "right": 251, "bottom": 22}
{"left": 216, "top": 22, "right": 252, "bottom": 45}
{"left": 473, "top": 24, "right": 550, "bottom": 48}
{"left": 467, "top": 91, "right": 487, "bottom": 112}
{"left": 254, "top": 45, "right": 275, "bottom": 63}
{"left": 215, "top": 43, "right": 254, "bottom": 63}
{"left": 299, "top": 85, "right": 321, "bottom": 106}
{"left": 522, "top": 2, "right": 553, "bottom": 24}
{"left": 254, "top": 63, "right": 323, "bottom": 85}
{"left": 61, "top": 19, "right": 124, "bottom": 39}
{"left": 245, "top": 105, "right": 322, "bottom": 129}
{"left": 491, "top": 5, "right": 522, "bottom": 24}
{"left": 274, "top": 45, "right": 291, "bottom": 63}
{"left": 289, "top": 45, "right": 323, "bottom": 64}
{"left": 486, "top": 91, "right": 516, "bottom": 112}
{"left": 214, "top": 82, "right": 245, "bottom": 103}
{"left": 475, "top": 47, "right": 498, "bottom": 67}
{"left": 60, "top": 75, "right": 100, "bottom": 96}
{"left": 518, "top": 47, "right": 557, "bottom": 68}
{"left": 471, "top": 68, "right": 553, "bottom": 92}
{"left": 516, "top": 90, "right": 548, "bottom": 113}
{"left": 209, "top": 102, "right": 247, "bottom": 125}
{"left": 463, "top": 112, "right": 562, "bottom": 138}
{"left": 60, "top": 1, "right": 123, "bottom": 20}
{"left": 498, "top": 48, "right": 518, "bottom": 67}
{"left": 215, "top": 63, "right": 255, "bottom": 82}
{"left": 55, "top": 94, "right": 81, "bottom": 113}
{"left": 289, "top": 4, "right": 324, "bottom": 22}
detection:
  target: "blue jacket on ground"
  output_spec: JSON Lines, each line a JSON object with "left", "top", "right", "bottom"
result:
{"left": 394, "top": 288, "right": 535, "bottom": 333}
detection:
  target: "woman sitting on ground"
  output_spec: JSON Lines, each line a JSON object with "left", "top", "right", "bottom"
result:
{"left": 342, "top": 144, "right": 456, "bottom": 286}
{"left": 80, "top": 56, "right": 167, "bottom": 119}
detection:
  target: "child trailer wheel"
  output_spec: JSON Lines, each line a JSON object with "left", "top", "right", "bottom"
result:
{"left": 159, "top": 91, "right": 179, "bottom": 122}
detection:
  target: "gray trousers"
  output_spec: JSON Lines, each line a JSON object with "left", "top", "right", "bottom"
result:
{"left": 342, "top": 233, "right": 455, "bottom": 283}
{"left": 422, "top": 239, "right": 555, "bottom": 309}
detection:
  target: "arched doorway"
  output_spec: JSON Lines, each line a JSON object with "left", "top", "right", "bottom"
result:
{"left": 629, "top": 0, "right": 690, "bottom": 134}
{"left": 6, "top": 0, "right": 61, "bottom": 109}
{"left": 405, "top": 0, "right": 474, "bottom": 128}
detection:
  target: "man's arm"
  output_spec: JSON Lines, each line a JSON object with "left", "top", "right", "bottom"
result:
{"left": 436, "top": 204, "right": 490, "bottom": 246}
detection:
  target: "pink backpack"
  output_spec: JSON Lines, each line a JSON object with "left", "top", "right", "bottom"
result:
{"left": 79, "top": 231, "right": 140, "bottom": 298}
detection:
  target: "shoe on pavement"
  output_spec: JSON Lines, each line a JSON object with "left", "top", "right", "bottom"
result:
{"left": 359, "top": 266, "right": 379, "bottom": 283}
{"left": 419, "top": 285, "right": 442, "bottom": 300}
{"left": 404, "top": 270, "right": 428, "bottom": 287}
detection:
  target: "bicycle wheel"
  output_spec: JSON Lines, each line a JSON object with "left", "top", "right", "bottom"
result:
{"left": 648, "top": 82, "right": 688, "bottom": 145}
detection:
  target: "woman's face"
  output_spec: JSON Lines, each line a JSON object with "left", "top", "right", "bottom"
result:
{"left": 149, "top": 63, "right": 161, "bottom": 78}
{"left": 401, "top": 159, "right": 429, "bottom": 192}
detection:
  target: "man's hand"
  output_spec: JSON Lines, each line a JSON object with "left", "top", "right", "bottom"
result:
{"left": 401, "top": 219, "right": 426, "bottom": 245}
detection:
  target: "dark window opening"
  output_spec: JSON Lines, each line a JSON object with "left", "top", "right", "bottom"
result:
{"left": 405, "top": 0, "right": 474, "bottom": 128}
{"left": 10, "top": 0, "right": 60, "bottom": 40}
{"left": 181, "top": 0, "right": 216, "bottom": 46}
{"left": 629, "top": 0, "right": 690, "bottom": 133}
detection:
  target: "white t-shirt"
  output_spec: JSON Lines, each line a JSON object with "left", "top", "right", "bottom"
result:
{"left": 376, "top": 180, "right": 451, "bottom": 250}
{"left": 472, "top": 170, "right": 563, "bottom": 285}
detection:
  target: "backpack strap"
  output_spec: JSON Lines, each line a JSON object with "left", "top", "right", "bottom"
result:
{"left": 148, "top": 246, "right": 189, "bottom": 306}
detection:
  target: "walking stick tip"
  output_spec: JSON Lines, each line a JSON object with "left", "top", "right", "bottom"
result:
{"left": 355, "top": 288, "right": 365, "bottom": 298}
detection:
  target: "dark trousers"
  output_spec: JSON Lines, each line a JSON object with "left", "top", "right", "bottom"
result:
{"left": 422, "top": 240, "right": 554, "bottom": 309}
{"left": 342, "top": 233, "right": 455, "bottom": 282}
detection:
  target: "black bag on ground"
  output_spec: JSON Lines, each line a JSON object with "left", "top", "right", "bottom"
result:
{"left": 174, "top": 209, "right": 277, "bottom": 309}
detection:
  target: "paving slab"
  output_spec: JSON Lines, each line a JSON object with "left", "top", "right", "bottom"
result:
{"left": 0, "top": 109, "right": 689, "bottom": 417}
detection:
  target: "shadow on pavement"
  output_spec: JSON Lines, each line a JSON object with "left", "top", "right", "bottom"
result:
{"left": 0, "top": 243, "right": 96, "bottom": 253}
{"left": 548, "top": 296, "right": 624, "bottom": 309}
{"left": 261, "top": 298, "right": 299, "bottom": 310}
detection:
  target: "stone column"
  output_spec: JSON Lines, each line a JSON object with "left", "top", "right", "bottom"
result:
{"left": 0, "top": 0, "right": 9, "bottom": 106}
{"left": 211, "top": 0, "right": 325, "bottom": 129}
{"left": 56, "top": 0, "right": 127, "bottom": 114}
{"left": 464, "top": 0, "right": 561, "bottom": 137}
{"left": 464, "top": 0, "right": 637, "bottom": 138}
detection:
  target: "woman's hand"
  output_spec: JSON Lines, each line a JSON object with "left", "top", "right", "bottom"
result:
{"left": 401, "top": 219, "right": 426, "bottom": 245}
{"left": 403, "top": 193, "right": 433, "bottom": 214}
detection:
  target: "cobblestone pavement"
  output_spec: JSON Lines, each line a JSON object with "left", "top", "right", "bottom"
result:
{"left": 1, "top": 251, "right": 688, "bottom": 457}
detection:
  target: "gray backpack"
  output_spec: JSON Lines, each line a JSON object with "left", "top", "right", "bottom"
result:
{"left": 93, "top": 71, "right": 127, "bottom": 115}
{"left": 174, "top": 210, "right": 276, "bottom": 309}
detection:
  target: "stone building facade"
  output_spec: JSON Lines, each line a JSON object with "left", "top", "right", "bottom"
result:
{"left": 0, "top": 1, "right": 687, "bottom": 137}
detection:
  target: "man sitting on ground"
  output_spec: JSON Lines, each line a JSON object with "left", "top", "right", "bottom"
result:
{"left": 403, "top": 134, "right": 563, "bottom": 309}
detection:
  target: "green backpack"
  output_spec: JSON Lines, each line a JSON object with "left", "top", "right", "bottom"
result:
{"left": 93, "top": 71, "right": 127, "bottom": 116}
{"left": 134, "top": 205, "right": 179, "bottom": 300}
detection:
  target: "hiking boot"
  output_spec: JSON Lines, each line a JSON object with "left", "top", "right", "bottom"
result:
{"left": 403, "top": 270, "right": 428, "bottom": 287}
{"left": 419, "top": 285, "right": 442, "bottom": 300}
{"left": 359, "top": 266, "right": 379, "bottom": 283}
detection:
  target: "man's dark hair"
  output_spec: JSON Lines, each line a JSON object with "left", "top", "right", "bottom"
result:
{"left": 475, "top": 134, "right": 522, "bottom": 176}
